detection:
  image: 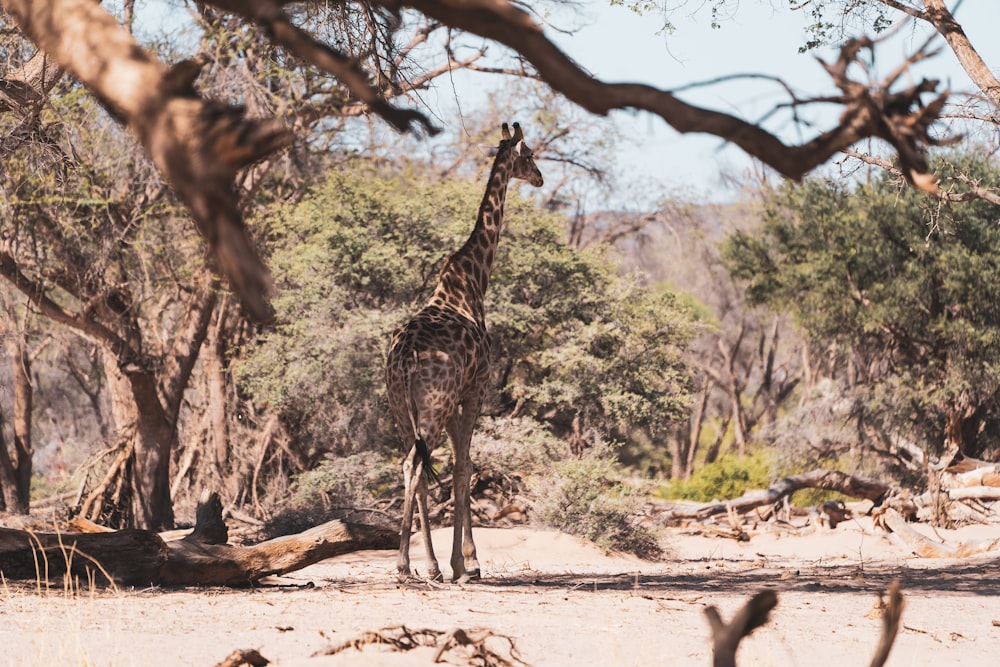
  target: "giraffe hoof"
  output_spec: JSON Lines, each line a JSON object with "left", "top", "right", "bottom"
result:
{"left": 453, "top": 569, "right": 480, "bottom": 584}
{"left": 427, "top": 569, "right": 444, "bottom": 583}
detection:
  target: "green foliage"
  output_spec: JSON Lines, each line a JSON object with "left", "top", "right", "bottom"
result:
{"left": 264, "top": 452, "right": 399, "bottom": 536}
{"left": 723, "top": 152, "right": 1000, "bottom": 457}
{"left": 659, "top": 451, "right": 773, "bottom": 502}
{"left": 531, "top": 455, "right": 662, "bottom": 559}
{"left": 235, "top": 159, "right": 697, "bottom": 465}
{"left": 289, "top": 452, "right": 398, "bottom": 508}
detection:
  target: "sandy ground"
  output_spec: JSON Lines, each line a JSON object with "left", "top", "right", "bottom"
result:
{"left": 3, "top": 516, "right": 1000, "bottom": 666}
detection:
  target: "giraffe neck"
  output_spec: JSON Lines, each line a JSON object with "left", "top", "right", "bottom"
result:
{"left": 429, "top": 148, "right": 514, "bottom": 324}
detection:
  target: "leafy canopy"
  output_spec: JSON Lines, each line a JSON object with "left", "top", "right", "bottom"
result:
{"left": 235, "top": 158, "right": 698, "bottom": 463}
{"left": 723, "top": 152, "right": 1000, "bottom": 455}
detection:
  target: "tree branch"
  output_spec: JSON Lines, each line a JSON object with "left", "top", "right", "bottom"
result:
{"left": 205, "top": 0, "right": 437, "bottom": 135}
{"left": 1, "top": 0, "right": 292, "bottom": 322}
{"left": 385, "top": 0, "right": 951, "bottom": 191}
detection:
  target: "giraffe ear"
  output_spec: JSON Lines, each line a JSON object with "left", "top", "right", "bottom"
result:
{"left": 511, "top": 122, "right": 524, "bottom": 143}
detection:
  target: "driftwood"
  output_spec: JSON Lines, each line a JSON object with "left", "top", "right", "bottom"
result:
{"left": 0, "top": 491, "right": 396, "bottom": 586}
{"left": 869, "top": 580, "right": 905, "bottom": 667}
{"left": 706, "top": 583, "right": 903, "bottom": 667}
{"left": 663, "top": 469, "right": 890, "bottom": 524}
{"left": 215, "top": 648, "right": 271, "bottom": 667}
{"left": 705, "top": 590, "right": 777, "bottom": 667}
{"left": 213, "top": 649, "right": 270, "bottom": 667}
{"left": 874, "top": 508, "right": 1000, "bottom": 558}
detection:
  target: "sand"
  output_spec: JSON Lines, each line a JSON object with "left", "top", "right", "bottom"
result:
{"left": 2, "top": 515, "right": 1000, "bottom": 666}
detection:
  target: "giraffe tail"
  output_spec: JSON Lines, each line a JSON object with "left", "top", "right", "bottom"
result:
{"left": 414, "top": 437, "right": 440, "bottom": 485}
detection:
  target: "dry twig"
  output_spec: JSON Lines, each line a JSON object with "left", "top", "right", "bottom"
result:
{"left": 704, "top": 590, "right": 778, "bottom": 667}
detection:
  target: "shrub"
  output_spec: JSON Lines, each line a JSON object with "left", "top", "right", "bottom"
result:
{"left": 265, "top": 452, "right": 398, "bottom": 537}
{"left": 531, "top": 456, "right": 662, "bottom": 559}
{"left": 660, "top": 451, "right": 773, "bottom": 502}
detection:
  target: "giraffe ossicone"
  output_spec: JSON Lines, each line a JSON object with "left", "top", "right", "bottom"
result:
{"left": 385, "top": 121, "right": 544, "bottom": 583}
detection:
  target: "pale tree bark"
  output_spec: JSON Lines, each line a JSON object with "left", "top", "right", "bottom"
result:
{"left": 0, "top": 0, "right": 958, "bottom": 327}
{"left": 899, "top": 0, "right": 1000, "bottom": 111}
{"left": 0, "top": 310, "right": 31, "bottom": 514}
{"left": 0, "top": 252, "right": 219, "bottom": 529}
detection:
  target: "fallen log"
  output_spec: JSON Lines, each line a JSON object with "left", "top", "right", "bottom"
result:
{"left": 0, "top": 491, "right": 396, "bottom": 586}
{"left": 662, "top": 469, "right": 891, "bottom": 524}
{"left": 874, "top": 508, "right": 1000, "bottom": 558}
{"left": 0, "top": 526, "right": 167, "bottom": 585}
{"left": 946, "top": 486, "right": 1000, "bottom": 501}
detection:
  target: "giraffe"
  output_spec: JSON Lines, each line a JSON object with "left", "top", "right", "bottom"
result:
{"left": 385, "top": 122, "right": 544, "bottom": 583}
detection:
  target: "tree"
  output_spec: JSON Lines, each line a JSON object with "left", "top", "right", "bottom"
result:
{"left": 723, "top": 151, "right": 1000, "bottom": 460}
{"left": 0, "top": 0, "right": 984, "bottom": 523}
{"left": 0, "top": 0, "right": 957, "bottom": 324}
{"left": 234, "top": 159, "right": 697, "bottom": 471}
{"left": 0, "top": 298, "right": 31, "bottom": 513}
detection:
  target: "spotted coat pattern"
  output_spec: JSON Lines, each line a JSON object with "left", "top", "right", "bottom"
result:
{"left": 385, "top": 123, "right": 543, "bottom": 582}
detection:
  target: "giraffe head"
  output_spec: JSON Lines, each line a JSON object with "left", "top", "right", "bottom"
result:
{"left": 500, "top": 122, "right": 544, "bottom": 187}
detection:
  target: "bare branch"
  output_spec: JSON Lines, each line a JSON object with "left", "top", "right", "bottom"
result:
{"left": 205, "top": 0, "right": 437, "bottom": 135}
{"left": 383, "top": 0, "right": 951, "bottom": 192}
{"left": 841, "top": 148, "right": 1000, "bottom": 205}
{"left": 705, "top": 590, "right": 778, "bottom": 667}
{"left": 1, "top": 0, "right": 292, "bottom": 322}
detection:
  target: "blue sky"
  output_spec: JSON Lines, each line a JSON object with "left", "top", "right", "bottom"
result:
{"left": 538, "top": 2, "right": 1000, "bottom": 204}
{"left": 143, "top": 1, "right": 999, "bottom": 206}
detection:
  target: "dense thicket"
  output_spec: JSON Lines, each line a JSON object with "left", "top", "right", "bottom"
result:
{"left": 724, "top": 153, "right": 1000, "bottom": 461}
{"left": 235, "top": 160, "right": 698, "bottom": 469}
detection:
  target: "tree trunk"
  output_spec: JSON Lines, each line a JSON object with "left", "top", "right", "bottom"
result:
{"left": 0, "top": 491, "right": 397, "bottom": 586}
{"left": 206, "top": 301, "right": 230, "bottom": 474}
{"left": 0, "top": 317, "right": 32, "bottom": 514}
{"left": 102, "top": 351, "right": 175, "bottom": 531}
{"left": 6, "top": 333, "right": 32, "bottom": 511}
{"left": 0, "top": 413, "right": 23, "bottom": 513}
{"left": 678, "top": 382, "right": 711, "bottom": 480}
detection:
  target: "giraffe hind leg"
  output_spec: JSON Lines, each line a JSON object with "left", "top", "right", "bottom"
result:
{"left": 397, "top": 449, "right": 417, "bottom": 580}
{"left": 415, "top": 466, "right": 442, "bottom": 582}
{"left": 447, "top": 411, "right": 481, "bottom": 583}
{"left": 398, "top": 447, "right": 442, "bottom": 582}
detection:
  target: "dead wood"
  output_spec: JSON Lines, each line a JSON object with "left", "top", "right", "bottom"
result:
{"left": 662, "top": 469, "right": 890, "bottom": 524}
{"left": 157, "top": 515, "right": 396, "bottom": 586}
{"left": 213, "top": 649, "right": 270, "bottom": 667}
{"left": 0, "top": 491, "right": 396, "bottom": 586}
{"left": 319, "top": 625, "right": 526, "bottom": 667}
{"left": 874, "top": 508, "right": 1000, "bottom": 558}
{"left": 703, "top": 584, "right": 904, "bottom": 667}
{"left": 704, "top": 590, "right": 778, "bottom": 667}
{"left": 869, "top": 580, "right": 905, "bottom": 667}
{"left": 946, "top": 486, "right": 1000, "bottom": 501}
{"left": 0, "top": 525, "right": 167, "bottom": 585}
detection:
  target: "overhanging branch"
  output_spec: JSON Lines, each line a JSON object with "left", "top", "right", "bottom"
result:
{"left": 384, "top": 0, "right": 953, "bottom": 192}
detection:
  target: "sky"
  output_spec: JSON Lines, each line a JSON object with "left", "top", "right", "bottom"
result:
{"left": 143, "top": 1, "right": 998, "bottom": 207}
{"left": 529, "top": 1, "right": 1000, "bottom": 204}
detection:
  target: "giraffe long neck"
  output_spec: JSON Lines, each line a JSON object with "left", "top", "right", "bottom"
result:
{"left": 429, "top": 148, "right": 513, "bottom": 324}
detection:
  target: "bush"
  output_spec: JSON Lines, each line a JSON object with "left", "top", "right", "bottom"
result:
{"left": 531, "top": 456, "right": 662, "bottom": 559}
{"left": 660, "top": 451, "right": 773, "bottom": 502}
{"left": 264, "top": 452, "right": 398, "bottom": 537}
